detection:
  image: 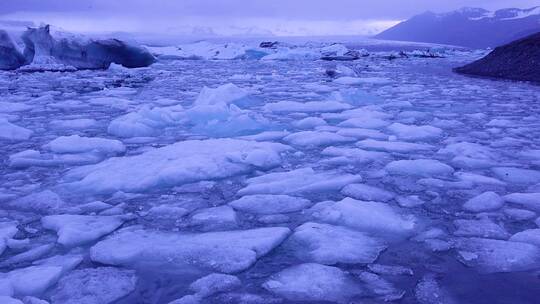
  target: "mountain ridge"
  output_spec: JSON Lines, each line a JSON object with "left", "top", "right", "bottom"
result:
{"left": 375, "top": 6, "right": 540, "bottom": 48}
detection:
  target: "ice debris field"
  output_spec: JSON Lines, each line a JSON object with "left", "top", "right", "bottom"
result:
{"left": 1, "top": 38, "right": 540, "bottom": 304}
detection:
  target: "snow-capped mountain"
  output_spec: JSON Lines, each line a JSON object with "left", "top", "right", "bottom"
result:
{"left": 375, "top": 7, "right": 540, "bottom": 48}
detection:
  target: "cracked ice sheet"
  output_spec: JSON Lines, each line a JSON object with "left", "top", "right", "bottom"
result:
{"left": 62, "top": 139, "right": 291, "bottom": 194}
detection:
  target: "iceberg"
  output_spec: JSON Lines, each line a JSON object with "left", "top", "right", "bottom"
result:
{"left": 0, "top": 30, "right": 25, "bottom": 70}
{"left": 20, "top": 25, "right": 155, "bottom": 71}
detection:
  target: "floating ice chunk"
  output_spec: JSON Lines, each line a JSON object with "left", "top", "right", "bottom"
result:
{"left": 418, "top": 178, "right": 472, "bottom": 189}
{"left": 261, "top": 48, "right": 320, "bottom": 61}
{"left": 147, "top": 205, "right": 189, "bottom": 219}
{"left": 338, "top": 117, "right": 390, "bottom": 129}
{"left": 189, "top": 206, "right": 237, "bottom": 231}
{"left": 336, "top": 128, "right": 388, "bottom": 140}
{"left": 357, "top": 139, "right": 433, "bottom": 153}
{"left": 385, "top": 159, "right": 454, "bottom": 177}
{"left": 321, "top": 147, "right": 387, "bottom": 165}
{"left": 341, "top": 184, "right": 395, "bottom": 202}
{"left": 263, "top": 263, "right": 362, "bottom": 303}
{"left": 49, "top": 119, "right": 97, "bottom": 130}
{"left": 21, "top": 296, "right": 49, "bottom": 304}
{"left": 453, "top": 219, "right": 509, "bottom": 239}
{"left": 454, "top": 172, "right": 505, "bottom": 186}
{"left": 263, "top": 100, "right": 351, "bottom": 113}
{"left": 504, "top": 208, "right": 536, "bottom": 221}
{"left": 455, "top": 238, "right": 540, "bottom": 273}
{"left": 330, "top": 88, "right": 383, "bottom": 106}
{"left": 9, "top": 149, "right": 105, "bottom": 169}
{"left": 287, "top": 222, "right": 386, "bottom": 265}
{"left": 334, "top": 77, "right": 391, "bottom": 85}
{"left": 90, "top": 227, "right": 291, "bottom": 273}
{"left": 65, "top": 201, "right": 113, "bottom": 215}
{"left": 238, "top": 131, "right": 290, "bottom": 142}
{"left": 64, "top": 139, "right": 290, "bottom": 194}
{"left": 43, "top": 135, "right": 125, "bottom": 155}
{"left": 33, "top": 254, "right": 83, "bottom": 276}
{"left": 0, "top": 102, "right": 32, "bottom": 113}
{"left": 168, "top": 295, "right": 200, "bottom": 304}
{"left": 229, "top": 195, "right": 311, "bottom": 215}
{"left": 415, "top": 275, "right": 456, "bottom": 304}
{"left": 396, "top": 196, "right": 425, "bottom": 208}
{"left": 190, "top": 273, "right": 241, "bottom": 297}
{"left": 438, "top": 142, "right": 495, "bottom": 169}
{"left": 88, "top": 97, "right": 132, "bottom": 109}
{"left": 188, "top": 103, "right": 271, "bottom": 137}
{"left": 322, "top": 108, "right": 391, "bottom": 121}
{"left": 50, "top": 267, "right": 137, "bottom": 304}
{"left": 509, "top": 229, "right": 540, "bottom": 247}
{"left": 463, "top": 192, "right": 504, "bottom": 212}
{"left": 368, "top": 264, "right": 413, "bottom": 276}
{"left": 292, "top": 117, "right": 327, "bottom": 129}
{"left": 41, "top": 215, "right": 130, "bottom": 247}
{"left": 10, "top": 190, "right": 65, "bottom": 214}
{"left": 356, "top": 272, "right": 404, "bottom": 301}
{"left": 283, "top": 131, "right": 355, "bottom": 147}
{"left": 238, "top": 168, "right": 362, "bottom": 196}
{"left": 311, "top": 198, "right": 416, "bottom": 236}
{"left": 108, "top": 106, "right": 184, "bottom": 137}
{"left": 194, "top": 83, "right": 256, "bottom": 108}
{"left": 493, "top": 168, "right": 540, "bottom": 185}
{"left": 386, "top": 123, "right": 443, "bottom": 141}
{"left": 0, "top": 119, "right": 32, "bottom": 141}
{"left": 2, "top": 266, "right": 63, "bottom": 297}
{"left": 503, "top": 193, "right": 540, "bottom": 211}
{"left": 0, "top": 222, "right": 18, "bottom": 256}
{"left": 0, "top": 244, "right": 54, "bottom": 267}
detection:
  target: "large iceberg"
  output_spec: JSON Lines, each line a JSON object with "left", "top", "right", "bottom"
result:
{"left": 0, "top": 30, "right": 25, "bottom": 70}
{"left": 19, "top": 25, "right": 155, "bottom": 71}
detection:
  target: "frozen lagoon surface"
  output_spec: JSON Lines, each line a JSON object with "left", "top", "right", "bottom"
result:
{"left": 1, "top": 39, "right": 540, "bottom": 304}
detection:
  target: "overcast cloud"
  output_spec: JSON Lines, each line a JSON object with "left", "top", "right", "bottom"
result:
{"left": 1, "top": 0, "right": 538, "bottom": 36}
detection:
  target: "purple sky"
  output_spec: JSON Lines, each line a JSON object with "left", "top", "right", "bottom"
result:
{"left": 1, "top": 0, "right": 538, "bottom": 36}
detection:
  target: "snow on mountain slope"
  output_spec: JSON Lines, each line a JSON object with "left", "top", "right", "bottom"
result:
{"left": 376, "top": 6, "right": 540, "bottom": 48}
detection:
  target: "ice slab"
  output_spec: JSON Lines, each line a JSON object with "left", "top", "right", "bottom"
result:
{"left": 0, "top": 119, "right": 32, "bottom": 141}
{"left": 41, "top": 215, "right": 130, "bottom": 247}
{"left": 455, "top": 237, "right": 540, "bottom": 273}
{"left": 283, "top": 131, "right": 355, "bottom": 147}
{"left": 503, "top": 193, "right": 540, "bottom": 211}
{"left": 90, "top": 227, "right": 291, "bottom": 273}
{"left": 50, "top": 267, "right": 137, "bottom": 304}
{"left": 229, "top": 195, "right": 311, "bottom": 215}
{"left": 386, "top": 123, "right": 443, "bottom": 141}
{"left": 357, "top": 139, "right": 434, "bottom": 153}
{"left": 238, "top": 168, "right": 362, "bottom": 196}
{"left": 189, "top": 273, "right": 241, "bottom": 297}
{"left": 463, "top": 192, "right": 504, "bottom": 212}
{"left": 43, "top": 135, "right": 125, "bottom": 155}
{"left": 385, "top": 159, "right": 454, "bottom": 177}
{"left": 263, "top": 263, "right": 362, "bottom": 303}
{"left": 263, "top": 100, "right": 351, "bottom": 113}
{"left": 287, "top": 222, "right": 386, "bottom": 265}
{"left": 310, "top": 198, "right": 417, "bottom": 236}
{"left": 341, "top": 184, "right": 395, "bottom": 202}
{"left": 63, "top": 139, "right": 290, "bottom": 194}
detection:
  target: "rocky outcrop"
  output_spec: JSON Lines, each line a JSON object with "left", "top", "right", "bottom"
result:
{"left": 454, "top": 32, "right": 540, "bottom": 83}
{"left": 0, "top": 30, "right": 25, "bottom": 70}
